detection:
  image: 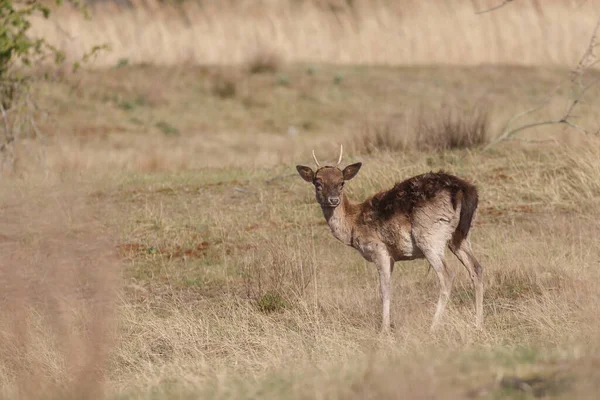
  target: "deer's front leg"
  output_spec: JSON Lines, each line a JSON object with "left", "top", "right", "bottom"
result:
{"left": 374, "top": 250, "right": 393, "bottom": 333}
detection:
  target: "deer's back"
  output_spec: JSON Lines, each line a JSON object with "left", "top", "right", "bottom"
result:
{"left": 355, "top": 171, "right": 475, "bottom": 260}
{"left": 368, "top": 171, "right": 473, "bottom": 218}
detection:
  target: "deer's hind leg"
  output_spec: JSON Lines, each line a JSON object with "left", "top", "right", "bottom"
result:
{"left": 424, "top": 250, "right": 455, "bottom": 332}
{"left": 412, "top": 214, "right": 456, "bottom": 331}
{"left": 450, "top": 239, "right": 484, "bottom": 329}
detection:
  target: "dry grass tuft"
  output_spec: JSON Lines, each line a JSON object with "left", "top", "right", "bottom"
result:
{"left": 246, "top": 49, "right": 282, "bottom": 74}
{"left": 210, "top": 69, "right": 239, "bottom": 99}
{"left": 352, "top": 105, "right": 490, "bottom": 154}
{"left": 242, "top": 237, "right": 315, "bottom": 303}
{"left": 351, "top": 113, "right": 413, "bottom": 155}
{"left": 416, "top": 105, "right": 489, "bottom": 151}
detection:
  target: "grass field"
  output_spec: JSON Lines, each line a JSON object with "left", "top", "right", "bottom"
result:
{"left": 2, "top": 63, "right": 600, "bottom": 399}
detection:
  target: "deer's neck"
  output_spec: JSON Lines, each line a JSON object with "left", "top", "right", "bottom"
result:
{"left": 322, "top": 195, "right": 358, "bottom": 246}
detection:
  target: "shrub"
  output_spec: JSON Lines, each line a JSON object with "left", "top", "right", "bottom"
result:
{"left": 155, "top": 121, "right": 180, "bottom": 136}
{"left": 1, "top": 0, "right": 105, "bottom": 173}
{"left": 416, "top": 105, "right": 489, "bottom": 151}
{"left": 333, "top": 72, "right": 344, "bottom": 85}
{"left": 257, "top": 291, "right": 287, "bottom": 313}
{"left": 210, "top": 70, "right": 238, "bottom": 99}
{"left": 352, "top": 114, "right": 412, "bottom": 155}
{"left": 246, "top": 49, "right": 282, "bottom": 74}
{"left": 276, "top": 74, "right": 290, "bottom": 86}
{"left": 352, "top": 105, "right": 490, "bottom": 155}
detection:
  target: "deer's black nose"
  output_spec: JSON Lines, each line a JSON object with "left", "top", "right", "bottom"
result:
{"left": 328, "top": 197, "right": 340, "bottom": 206}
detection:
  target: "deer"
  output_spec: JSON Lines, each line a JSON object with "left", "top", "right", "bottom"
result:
{"left": 296, "top": 145, "right": 483, "bottom": 332}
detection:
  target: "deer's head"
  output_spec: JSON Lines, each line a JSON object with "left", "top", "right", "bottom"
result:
{"left": 296, "top": 145, "right": 362, "bottom": 208}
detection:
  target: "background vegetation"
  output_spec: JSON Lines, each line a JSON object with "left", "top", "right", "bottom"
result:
{"left": 30, "top": 0, "right": 600, "bottom": 66}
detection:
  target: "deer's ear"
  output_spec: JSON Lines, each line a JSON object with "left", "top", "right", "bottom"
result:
{"left": 342, "top": 162, "right": 362, "bottom": 181}
{"left": 296, "top": 165, "right": 315, "bottom": 183}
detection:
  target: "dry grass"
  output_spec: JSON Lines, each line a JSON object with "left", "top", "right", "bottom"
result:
{"left": 416, "top": 105, "right": 490, "bottom": 150}
{"left": 247, "top": 49, "right": 283, "bottom": 74}
{"left": 7, "top": 63, "right": 596, "bottom": 175}
{"left": 29, "top": 0, "right": 600, "bottom": 68}
{"left": 2, "top": 64, "right": 600, "bottom": 398}
{"left": 352, "top": 105, "right": 490, "bottom": 154}
{"left": 0, "top": 184, "right": 120, "bottom": 399}
{"left": 351, "top": 112, "right": 413, "bottom": 155}
{"left": 210, "top": 68, "right": 239, "bottom": 99}
{"left": 108, "top": 143, "right": 600, "bottom": 399}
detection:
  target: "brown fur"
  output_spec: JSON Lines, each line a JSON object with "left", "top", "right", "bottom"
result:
{"left": 370, "top": 171, "right": 478, "bottom": 248}
{"left": 297, "top": 161, "right": 484, "bottom": 331}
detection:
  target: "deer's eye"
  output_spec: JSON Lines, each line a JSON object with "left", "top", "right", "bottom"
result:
{"left": 315, "top": 182, "right": 323, "bottom": 190}
{"left": 339, "top": 182, "right": 345, "bottom": 189}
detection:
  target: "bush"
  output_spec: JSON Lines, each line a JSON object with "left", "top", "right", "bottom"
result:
{"left": 210, "top": 70, "right": 238, "bottom": 99}
{"left": 352, "top": 105, "right": 490, "bottom": 155}
{"left": 1, "top": 0, "right": 105, "bottom": 173}
{"left": 155, "top": 121, "right": 180, "bottom": 136}
{"left": 352, "top": 114, "right": 412, "bottom": 155}
{"left": 246, "top": 49, "right": 282, "bottom": 74}
{"left": 416, "top": 105, "right": 489, "bottom": 151}
{"left": 276, "top": 74, "right": 290, "bottom": 86}
{"left": 257, "top": 291, "right": 287, "bottom": 313}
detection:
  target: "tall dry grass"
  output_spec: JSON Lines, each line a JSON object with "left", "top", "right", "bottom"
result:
{"left": 0, "top": 184, "right": 120, "bottom": 399}
{"left": 352, "top": 104, "right": 490, "bottom": 154}
{"left": 31, "top": 0, "right": 600, "bottom": 67}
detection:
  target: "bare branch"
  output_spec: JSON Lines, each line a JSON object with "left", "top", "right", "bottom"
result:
{"left": 483, "top": 82, "right": 564, "bottom": 149}
{"left": 0, "top": 103, "right": 14, "bottom": 171}
{"left": 0, "top": 103, "right": 10, "bottom": 141}
{"left": 475, "top": 0, "right": 514, "bottom": 15}
{"left": 572, "top": 18, "right": 600, "bottom": 77}
{"left": 485, "top": 17, "right": 600, "bottom": 149}
{"left": 507, "top": 137, "right": 560, "bottom": 145}
{"left": 484, "top": 80, "right": 598, "bottom": 150}
{"left": 562, "top": 120, "right": 587, "bottom": 133}
{"left": 496, "top": 120, "right": 565, "bottom": 139}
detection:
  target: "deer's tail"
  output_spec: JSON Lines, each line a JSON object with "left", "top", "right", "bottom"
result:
{"left": 452, "top": 182, "right": 479, "bottom": 249}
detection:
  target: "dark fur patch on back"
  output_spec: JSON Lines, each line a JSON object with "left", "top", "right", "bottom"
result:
{"left": 369, "top": 171, "right": 476, "bottom": 220}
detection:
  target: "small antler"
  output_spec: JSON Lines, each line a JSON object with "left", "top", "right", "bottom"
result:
{"left": 336, "top": 144, "right": 343, "bottom": 166}
{"left": 312, "top": 150, "right": 321, "bottom": 168}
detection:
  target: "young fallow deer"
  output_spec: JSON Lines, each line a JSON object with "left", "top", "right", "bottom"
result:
{"left": 296, "top": 145, "right": 483, "bottom": 332}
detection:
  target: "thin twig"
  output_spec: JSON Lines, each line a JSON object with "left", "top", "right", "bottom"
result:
{"left": 483, "top": 82, "right": 564, "bottom": 149}
{"left": 475, "top": 0, "right": 514, "bottom": 14}
{"left": 0, "top": 103, "right": 14, "bottom": 159}
{"left": 572, "top": 18, "right": 600, "bottom": 76}
{"left": 564, "top": 78, "right": 599, "bottom": 116}
{"left": 484, "top": 17, "right": 600, "bottom": 149}
{"left": 0, "top": 103, "right": 15, "bottom": 171}
{"left": 507, "top": 137, "right": 560, "bottom": 145}
{"left": 0, "top": 103, "right": 10, "bottom": 139}
{"left": 484, "top": 80, "right": 598, "bottom": 150}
